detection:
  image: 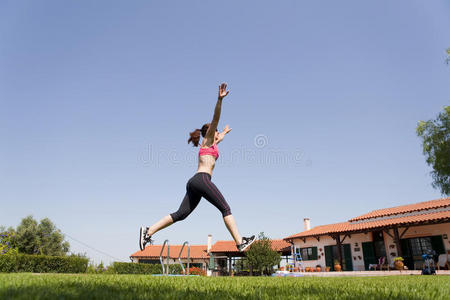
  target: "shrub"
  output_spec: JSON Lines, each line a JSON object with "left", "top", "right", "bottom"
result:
{"left": 111, "top": 262, "right": 182, "bottom": 275}
{"left": 87, "top": 262, "right": 112, "bottom": 274}
{"left": 0, "top": 254, "right": 88, "bottom": 273}
{"left": 245, "top": 232, "right": 281, "bottom": 276}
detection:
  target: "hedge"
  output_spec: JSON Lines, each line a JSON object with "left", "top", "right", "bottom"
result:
{"left": 0, "top": 254, "right": 88, "bottom": 273}
{"left": 111, "top": 262, "right": 183, "bottom": 275}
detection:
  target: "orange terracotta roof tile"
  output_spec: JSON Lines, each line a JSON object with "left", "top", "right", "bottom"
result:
{"left": 285, "top": 222, "right": 351, "bottom": 239}
{"left": 285, "top": 210, "right": 450, "bottom": 240}
{"left": 349, "top": 198, "right": 450, "bottom": 221}
{"left": 209, "top": 239, "right": 291, "bottom": 253}
{"left": 271, "top": 239, "right": 291, "bottom": 252}
{"left": 130, "top": 244, "right": 209, "bottom": 259}
{"left": 209, "top": 240, "right": 238, "bottom": 253}
{"left": 349, "top": 210, "right": 450, "bottom": 231}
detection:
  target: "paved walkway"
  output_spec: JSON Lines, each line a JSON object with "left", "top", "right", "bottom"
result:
{"left": 275, "top": 270, "right": 450, "bottom": 277}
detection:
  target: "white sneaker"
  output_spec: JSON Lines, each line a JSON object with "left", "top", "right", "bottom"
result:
{"left": 237, "top": 235, "right": 256, "bottom": 252}
{"left": 139, "top": 227, "right": 152, "bottom": 251}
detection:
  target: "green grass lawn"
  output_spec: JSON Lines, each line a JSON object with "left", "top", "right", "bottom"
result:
{"left": 0, "top": 274, "right": 449, "bottom": 300}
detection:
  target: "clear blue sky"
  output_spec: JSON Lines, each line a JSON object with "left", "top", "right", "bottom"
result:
{"left": 1, "top": 1, "right": 449, "bottom": 264}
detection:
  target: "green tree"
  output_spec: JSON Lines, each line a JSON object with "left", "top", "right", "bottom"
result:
{"left": 417, "top": 106, "right": 450, "bottom": 195}
{"left": 446, "top": 48, "right": 450, "bottom": 65}
{"left": 11, "top": 216, "right": 70, "bottom": 256}
{"left": 245, "top": 232, "right": 281, "bottom": 276}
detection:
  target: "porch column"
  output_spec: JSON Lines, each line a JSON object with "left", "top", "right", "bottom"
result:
{"left": 393, "top": 227, "right": 403, "bottom": 257}
{"left": 291, "top": 244, "right": 297, "bottom": 268}
{"left": 228, "top": 256, "right": 232, "bottom": 275}
{"left": 336, "top": 234, "right": 343, "bottom": 267}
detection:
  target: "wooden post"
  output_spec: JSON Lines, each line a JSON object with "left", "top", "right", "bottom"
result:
{"left": 393, "top": 227, "right": 403, "bottom": 257}
{"left": 291, "top": 244, "right": 295, "bottom": 269}
{"left": 228, "top": 256, "right": 232, "bottom": 276}
{"left": 336, "top": 234, "right": 343, "bottom": 267}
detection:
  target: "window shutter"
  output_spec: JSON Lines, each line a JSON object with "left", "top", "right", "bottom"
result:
{"left": 312, "top": 247, "right": 318, "bottom": 260}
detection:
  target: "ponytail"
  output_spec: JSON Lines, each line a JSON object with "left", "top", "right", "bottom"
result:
{"left": 188, "top": 129, "right": 201, "bottom": 147}
{"left": 187, "top": 123, "right": 211, "bottom": 147}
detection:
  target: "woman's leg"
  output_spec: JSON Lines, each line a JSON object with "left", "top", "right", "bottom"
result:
{"left": 198, "top": 173, "right": 243, "bottom": 245}
{"left": 146, "top": 215, "right": 174, "bottom": 237}
{"left": 147, "top": 187, "right": 201, "bottom": 237}
{"left": 223, "top": 215, "right": 243, "bottom": 245}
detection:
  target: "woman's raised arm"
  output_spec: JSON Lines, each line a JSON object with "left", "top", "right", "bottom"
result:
{"left": 204, "top": 83, "right": 229, "bottom": 145}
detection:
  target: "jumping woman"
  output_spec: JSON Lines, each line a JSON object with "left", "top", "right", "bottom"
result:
{"left": 139, "top": 83, "right": 255, "bottom": 252}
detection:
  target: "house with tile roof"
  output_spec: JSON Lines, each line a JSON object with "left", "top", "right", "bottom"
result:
{"left": 130, "top": 244, "right": 210, "bottom": 269}
{"left": 284, "top": 198, "right": 450, "bottom": 271}
{"left": 208, "top": 239, "right": 291, "bottom": 275}
{"left": 130, "top": 235, "right": 292, "bottom": 275}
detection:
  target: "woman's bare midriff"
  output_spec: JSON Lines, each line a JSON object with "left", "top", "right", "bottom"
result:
{"left": 197, "top": 155, "right": 216, "bottom": 175}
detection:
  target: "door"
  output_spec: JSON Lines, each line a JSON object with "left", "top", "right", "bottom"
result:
{"left": 401, "top": 236, "right": 444, "bottom": 270}
{"left": 324, "top": 246, "right": 333, "bottom": 270}
{"left": 400, "top": 238, "right": 412, "bottom": 270}
{"left": 362, "top": 242, "right": 376, "bottom": 270}
{"left": 324, "top": 244, "right": 353, "bottom": 271}
{"left": 343, "top": 244, "right": 353, "bottom": 271}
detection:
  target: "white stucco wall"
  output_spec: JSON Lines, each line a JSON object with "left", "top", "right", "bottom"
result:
{"left": 292, "top": 233, "right": 373, "bottom": 271}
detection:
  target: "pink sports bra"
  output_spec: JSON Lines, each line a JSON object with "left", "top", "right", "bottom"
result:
{"left": 199, "top": 143, "right": 219, "bottom": 160}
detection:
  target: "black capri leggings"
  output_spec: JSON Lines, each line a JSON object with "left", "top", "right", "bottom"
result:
{"left": 170, "top": 172, "right": 232, "bottom": 223}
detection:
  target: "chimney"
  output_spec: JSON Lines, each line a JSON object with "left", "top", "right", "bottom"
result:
{"left": 207, "top": 234, "right": 212, "bottom": 252}
{"left": 304, "top": 218, "right": 311, "bottom": 231}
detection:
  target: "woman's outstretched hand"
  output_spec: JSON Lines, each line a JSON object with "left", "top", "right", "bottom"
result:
{"left": 223, "top": 125, "right": 232, "bottom": 134}
{"left": 218, "top": 83, "right": 230, "bottom": 100}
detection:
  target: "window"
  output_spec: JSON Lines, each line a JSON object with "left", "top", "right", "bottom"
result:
{"left": 409, "top": 237, "right": 432, "bottom": 256}
{"left": 298, "top": 247, "right": 318, "bottom": 261}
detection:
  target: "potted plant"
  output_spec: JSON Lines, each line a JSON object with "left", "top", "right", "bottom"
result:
{"left": 393, "top": 257, "right": 404, "bottom": 270}
{"left": 305, "top": 267, "right": 311, "bottom": 272}
{"left": 334, "top": 259, "right": 342, "bottom": 271}
{"left": 325, "top": 266, "right": 331, "bottom": 272}
{"left": 316, "top": 265, "right": 321, "bottom": 272}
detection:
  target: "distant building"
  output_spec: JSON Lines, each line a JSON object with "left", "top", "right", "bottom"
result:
{"left": 130, "top": 236, "right": 291, "bottom": 276}
{"left": 130, "top": 244, "right": 209, "bottom": 270}
{"left": 208, "top": 239, "right": 291, "bottom": 276}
